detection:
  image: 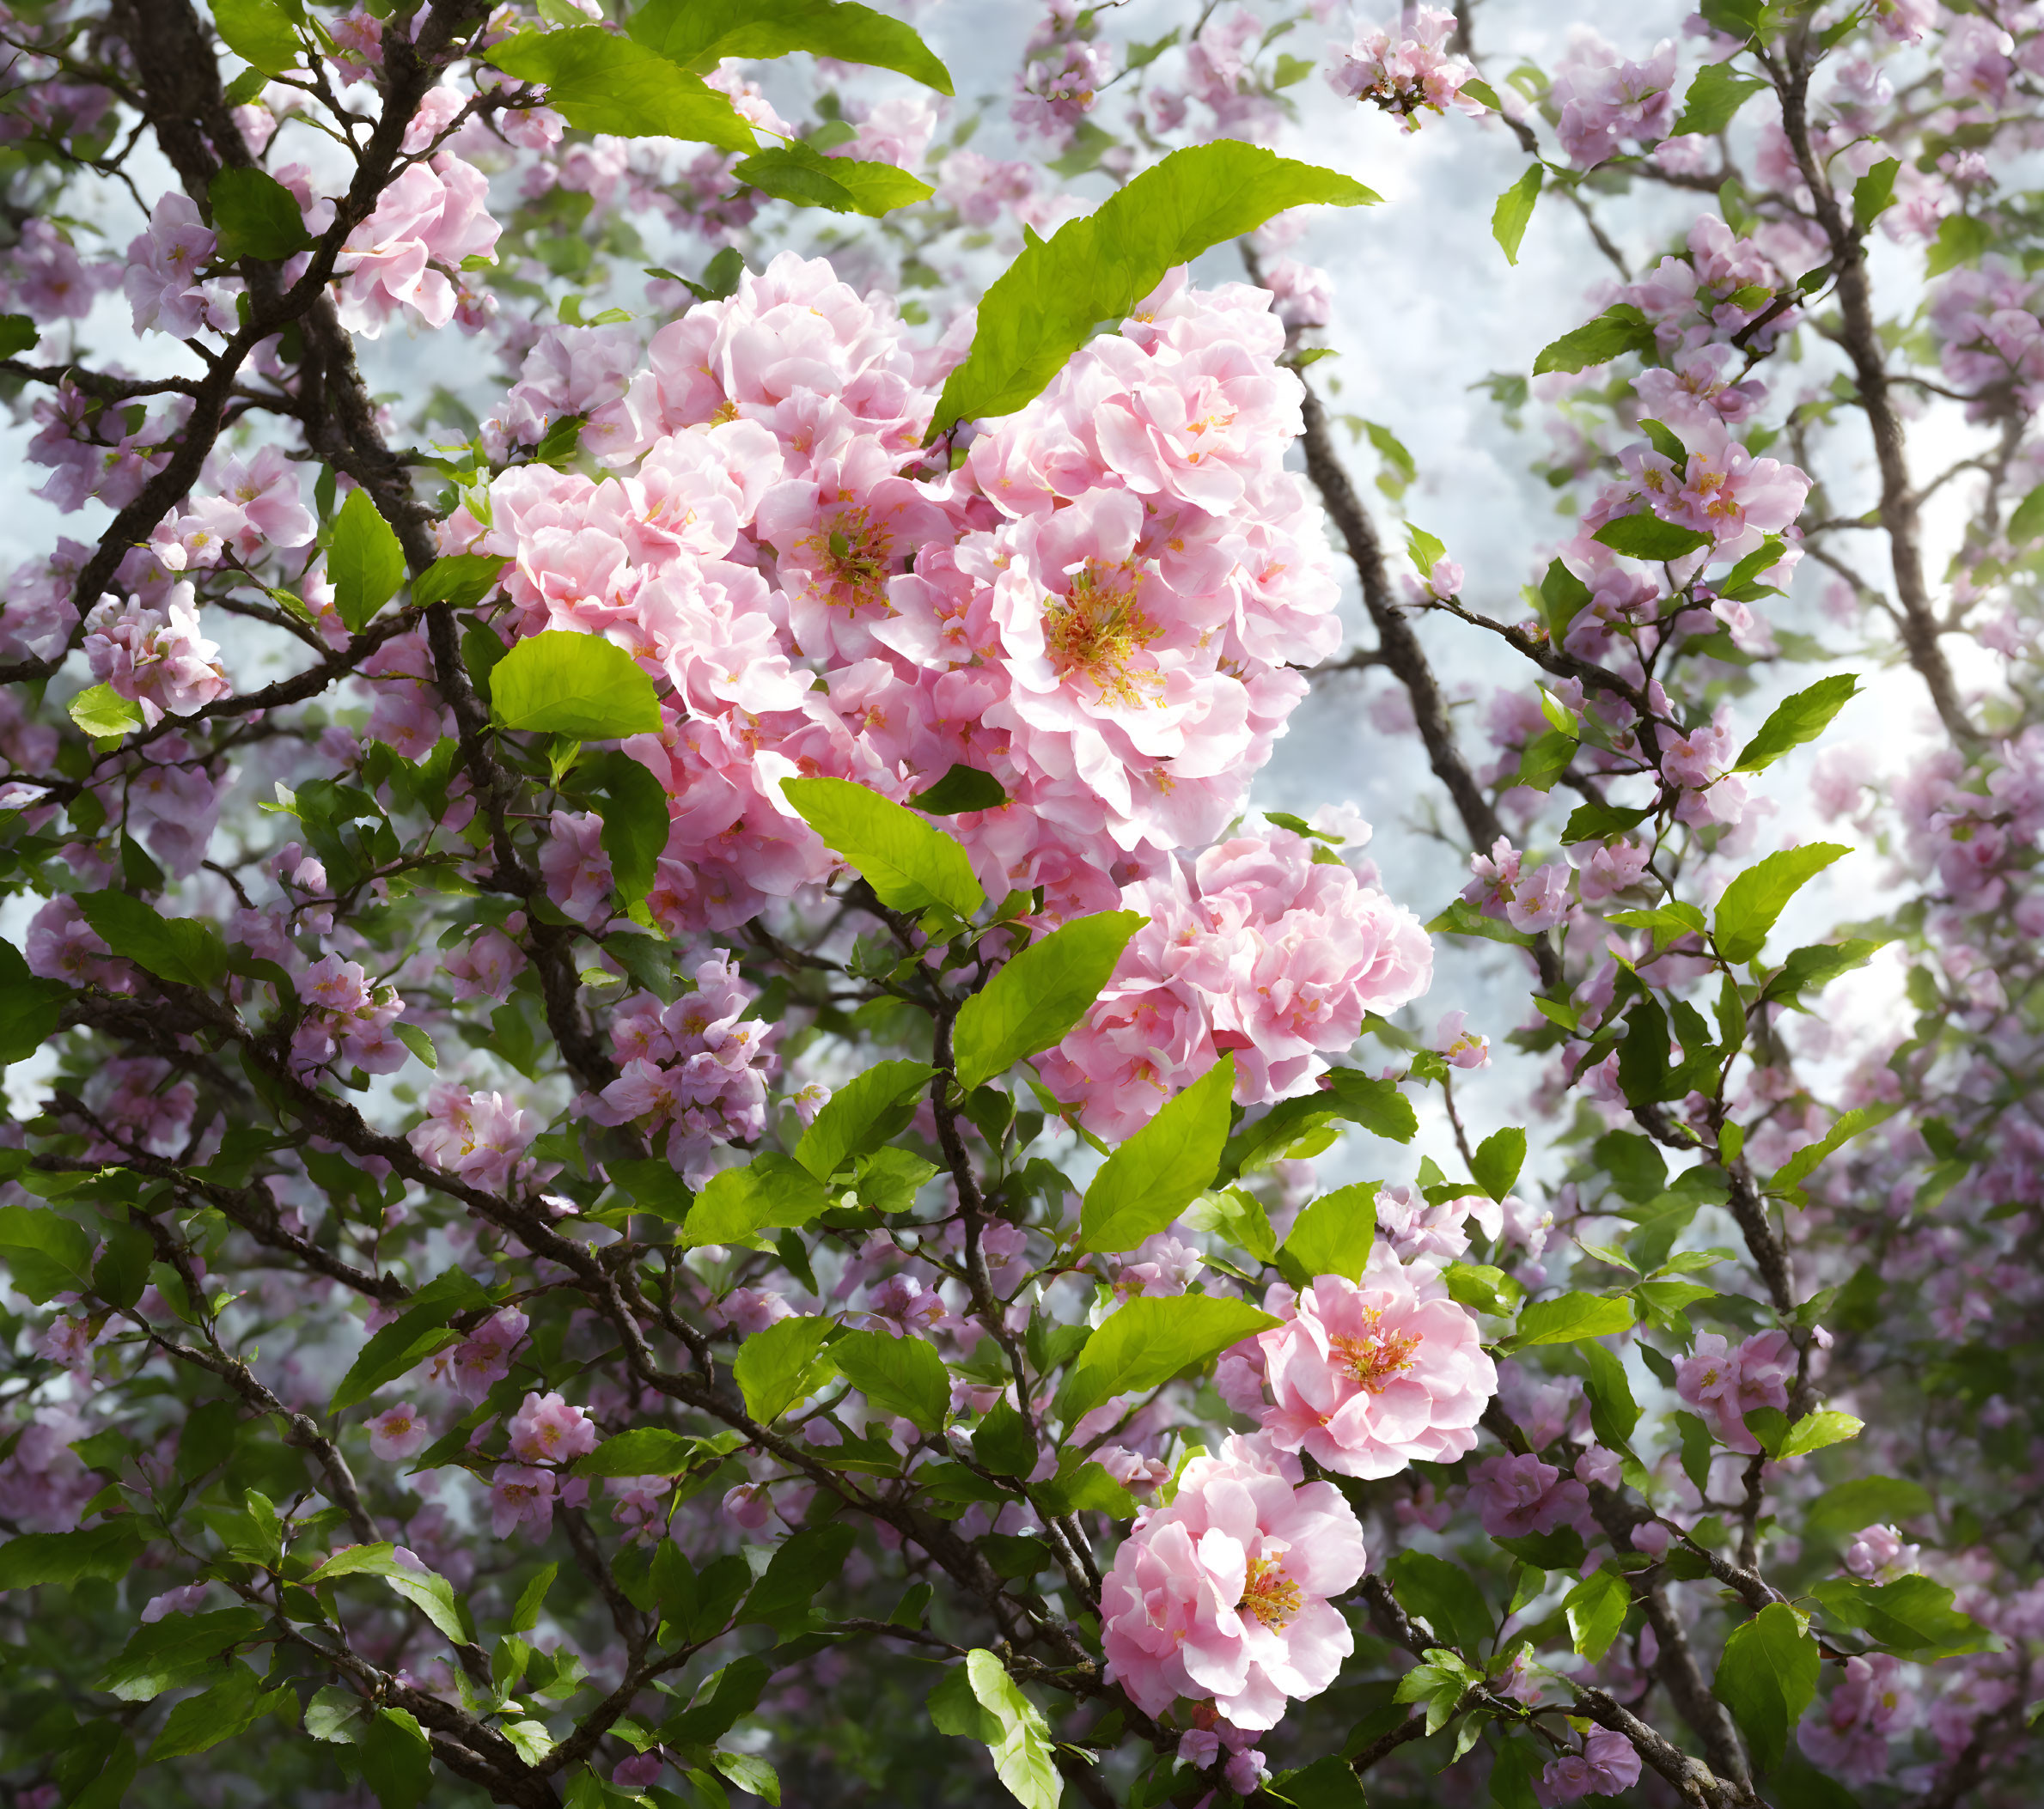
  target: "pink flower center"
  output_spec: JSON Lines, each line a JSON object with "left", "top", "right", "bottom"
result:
{"left": 1044, "top": 561, "right": 1162, "bottom": 708}
{"left": 1238, "top": 1554, "right": 1303, "bottom": 1629}
{"left": 803, "top": 506, "right": 894, "bottom": 617}
{"left": 1330, "top": 1313, "right": 1421, "bottom": 1393}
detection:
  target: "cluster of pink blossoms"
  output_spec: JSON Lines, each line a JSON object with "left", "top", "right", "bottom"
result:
{"left": 289, "top": 955, "right": 409, "bottom": 1076}
{"left": 1100, "top": 1434, "right": 1365, "bottom": 1733}
{"left": 1039, "top": 825, "right": 1433, "bottom": 1139}
{"left": 1327, "top": 4, "right": 1488, "bottom": 130}
{"left": 1218, "top": 1252, "right": 1498, "bottom": 1477}
{"left": 580, "top": 953, "right": 775, "bottom": 1184}
{"left": 1675, "top": 1329, "right": 1794, "bottom": 1453}
{"left": 407, "top": 1082, "right": 549, "bottom": 1195}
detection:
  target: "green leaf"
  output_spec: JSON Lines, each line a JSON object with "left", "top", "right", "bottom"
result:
{"left": 1387, "top": 1550, "right": 1491, "bottom": 1655}
{"left": 730, "top": 1314, "right": 835, "bottom": 1422}
{"left": 146, "top": 1663, "right": 268, "bottom": 1760}
{"left": 486, "top": 28, "right": 759, "bottom": 149}
{"left": 955, "top": 911, "right": 1143, "bottom": 1093}
{"left": 1564, "top": 1564, "right": 1631, "bottom": 1661}
{"left": 582, "top": 749, "right": 670, "bottom": 911}
{"left": 0, "top": 312, "right": 35, "bottom": 358}
{"left": 75, "top": 891, "right": 228, "bottom": 990}
{"left": 212, "top": 0, "right": 299, "bottom": 73}
{"left": 1470, "top": 1127, "right": 1526, "bottom": 1203}
{"left": 1059, "top": 1293, "right": 1278, "bottom": 1423}
{"left": 1673, "top": 62, "right": 1766, "bottom": 135}
{"left": 1427, "top": 897, "right": 1536, "bottom": 948}
{"left": 1581, "top": 1337, "right": 1640, "bottom": 1450}
{"left": 1593, "top": 515, "right": 1716, "bottom": 561}
{"left": 1810, "top": 1574, "right": 1994, "bottom": 1659}
{"left": 411, "top": 552, "right": 507, "bottom": 611}
{"left": 68, "top": 683, "right": 144, "bottom": 739}
{"left": 100, "top": 1608, "right": 268, "bottom": 1702}
{"left": 1278, "top": 1182, "right": 1379, "bottom": 1286}
{"left": 1714, "top": 1602, "right": 1820, "bottom": 1773}
{"left": 911, "top": 764, "right": 1007, "bottom": 814}
{"left": 359, "top": 1707, "right": 434, "bottom": 1809}
{"left": 1761, "top": 938, "right": 1885, "bottom": 1009}
{"left": 1182, "top": 1187, "right": 1278, "bottom": 1267}
{"left": 927, "top": 1651, "right": 1061, "bottom": 1809}
{"left": 711, "top": 1751, "right": 781, "bottom": 1806}
{"left": 781, "top": 776, "right": 984, "bottom": 918}
{"left": 1636, "top": 417, "right": 1688, "bottom": 466}
{"left": 795, "top": 1059, "right": 935, "bottom": 1180}
{"left": 972, "top": 1400, "right": 1036, "bottom": 1478}
{"left": 1804, "top": 1476, "right": 1931, "bottom": 1546}
{"left": 1540, "top": 557, "right": 1593, "bottom": 642}
{"left": 1078, "top": 1055, "right": 1234, "bottom": 1254}
{"left": 209, "top": 166, "right": 314, "bottom": 263}
{"left": 308, "top": 1544, "right": 469, "bottom": 1645}
{"left": 0, "top": 1204, "right": 95, "bottom": 1303}
{"left": 329, "top": 488, "right": 408, "bottom": 633}
{"left": 1925, "top": 212, "right": 1993, "bottom": 279}
{"left": 1852, "top": 156, "right": 1900, "bottom": 234}
{"left": 1713, "top": 844, "right": 1850, "bottom": 965}
{"left": 1766, "top": 1101, "right": 1896, "bottom": 1197}
{"left": 489, "top": 630, "right": 663, "bottom": 740}
{"left": 92, "top": 1219, "right": 154, "bottom": 1310}
{"left": 1733, "top": 675, "right": 1860, "bottom": 772}
{"left": 1441, "top": 1261, "right": 1522, "bottom": 1318}
{"left": 572, "top": 1428, "right": 699, "bottom": 1478}
{"left": 58, "top": 1721, "right": 138, "bottom": 1809}
{"left": 655, "top": 1549, "right": 750, "bottom": 1645}
{"left": 739, "top": 1522, "right": 855, "bottom": 1636}
{"left": 1491, "top": 165, "right": 1541, "bottom": 266}
{"left": 929, "top": 141, "right": 1378, "bottom": 439}
{"left": 629, "top": 0, "right": 953, "bottom": 93}
{"left": 1764, "top": 1410, "right": 1862, "bottom": 1460}
{"left": 1531, "top": 304, "right": 1656, "bottom": 376}
{"left": 330, "top": 1268, "right": 492, "bottom": 1413}
{"left": 1321, "top": 1068, "right": 1419, "bottom": 1142}
{"left": 1510, "top": 1291, "right": 1635, "bottom": 1348}
{"left": 1594, "top": 1130, "right": 1668, "bottom": 1205}
{"left": 734, "top": 141, "right": 934, "bottom": 216}
{"left": 0, "top": 1520, "right": 144, "bottom": 1589}
{"left": 684, "top": 1153, "right": 833, "bottom": 1248}
{"left": 832, "top": 1328, "right": 949, "bottom": 1435}
{"left": 1273, "top": 1755, "right": 1369, "bottom": 1809}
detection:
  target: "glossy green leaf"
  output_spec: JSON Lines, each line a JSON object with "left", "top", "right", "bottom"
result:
{"left": 1511, "top": 1291, "right": 1636, "bottom": 1347}
{"left": 926, "top": 1651, "right": 1061, "bottom": 1809}
{"left": 0, "top": 1520, "right": 143, "bottom": 1590}
{"left": 781, "top": 776, "right": 985, "bottom": 918}
{"left": 972, "top": 1399, "right": 1037, "bottom": 1478}
{"left": 1810, "top": 1574, "right": 1994, "bottom": 1659}
{"left": 582, "top": 749, "right": 670, "bottom": 911}
{"left": 1804, "top": 1476, "right": 1931, "bottom": 1546}
{"left": 1078, "top": 1055, "right": 1234, "bottom": 1253}
{"left": 330, "top": 489, "right": 408, "bottom": 633}
{"left": 630, "top": 0, "right": 953, "bottom": 92}
{"left": 686, "top": 1153, "right": 833, "bottom": 1249}
{"left": 0, "top": 1204, "right": 95, "bottom": 1304}
{"left": 212, "top": 0, "right": 299, "bottom": 72}
{"left": 1388, "top": 1550, "right": 1491, "bottom": 1655}
{"left": 1714, "top": 844, "right": 1850, "bottom": 965}
{"left": 1673, "top": 62, "right": 1766, "bottom": 135}
{"left": 1564, "top": 1564, "right": 1630, "bottom": 1661}
{"left": 359, "top": 1707, "right": 434, "bottom": 1809}
{"left": 911, "top": 764, "right": 1007, "bottom": 814}
{"left": 146, "top": 1663, "right": 269, "bottom": 1760}
{"left": 573, "top": 1427, "right": 699, "bottom": 1478}
{"left": 730, "top": 1314, "right": 835, "bottom": 1422}
{"left": 91, "top": 1219, "right": 154, "bottom": 1310}
{"left": 956, "top": 911, "right": 1142, "bottom": 1093}
{"left": 68, "top": 683, "right": 143, "bottom": 739}
{"left": 1734, "top": 675, "right": 1860, "bottom": 773}
{"left": 1714, "top": 1602, "right": 1820, "bottom": 1772}
{"left": 100, "top": 1608, "right": 268, "bottom": 1702}
{"left": 488, "top": 630, "right": 663, "bottom": 740}
{"left": 1592, "top": 514, "right": 1716, "bottom": 560}
{"left": 486, "top": 28, "right": 759, "bottom": 149}
{"left": 308, "top": 1544, "right": 469, "bottom": 1645}
{"left": 209, "top": 166, "right": 314, "bottom": 263}
{"left": 411, "top": 552, "right": 508, "bottom": 611}
{"left": 734, "top": 141, "right": 933, "bottom": 216}
{"left": 1470, "top": 1127, "right": 1526, "bottom": 1203}
{"left": 739, "top": 1522, "right": 855, "bottom": 1635}
{"left": 1852, "top": 156, "right": 1900, "bottom": 234}
{"left": 1491, "top": 165, "right": 1541, "bottom": 266}
{"left": 1059, "top": 1292, "right": 1278, "bottom": 1423}
{"left": 795, "top": 1059, "right": 935, "bottom": 1179}
{"left": 75, "top": 891, "right": 228, "bottom": 990}
{"left": 832, "top": 1328, "right": 949, "bottom": 1434}
{"left": 930, "top": 142, "right": 1378, "bottom": 439}
{"left": 1531, "top": 303, "right": 1656, "bottom": 375}
{"left": 1766, "top": 1102, "right": 1897, "bottom": 1197}
{"left": 1278, "top": 1182, "right": 1379, "bottom": 1286}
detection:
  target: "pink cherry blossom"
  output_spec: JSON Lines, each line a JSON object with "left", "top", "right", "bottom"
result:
{"left": 1237, "top": 1257, "right": 1495, "bottom": 1478}
{"left": 407, "top": 1083, "right": 546, "bottom": 1195}
{"left": 1674, "top": 1330, "right": 1794, "bottom": 1453}
{"left": 124, "top": 192, "right": 220, "bottom": 338}
{"left": 489, "top": 1464, "right": 557, "bottom": 1539}
{"left": 368, "top": 1403, "right": 430, "bottom": 1461}
{"left": 1328, "top": 5, "right": 1488, "bottom": 130}
{"left": 1468, "top": 1454, "right": 1593, "bottom": 1539}
{"left": 506, "top": 1392, "right": 598, "bottom": 1465}
{"left": 1100, "top": 1434, "right": 1365, "bottom": 1729}
{"left": 1535, "top": 1727, "right": 1642, "bottom": 1805}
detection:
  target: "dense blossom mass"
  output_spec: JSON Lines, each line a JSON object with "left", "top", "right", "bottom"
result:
{"left": 0, "top": 0, "right": 2041, "bottom": 1806}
